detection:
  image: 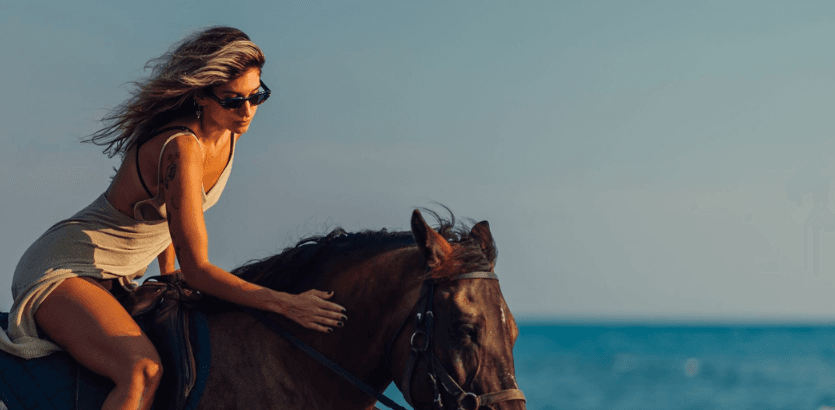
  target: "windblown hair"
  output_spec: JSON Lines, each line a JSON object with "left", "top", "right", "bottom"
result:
{"left": 82, "top": 26, "right": 265, "bottom": 158}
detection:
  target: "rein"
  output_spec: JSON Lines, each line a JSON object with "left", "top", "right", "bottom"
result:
{"left": 240, "top": 306, "right": 408, "bottom": 410}
{"left": 242, "top": 270, "right": 525, "bottom": 410}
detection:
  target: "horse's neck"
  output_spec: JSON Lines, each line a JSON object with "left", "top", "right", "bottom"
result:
{"left": 329, "top": 245, "right": 423, "bottom": 310}
{"left": 310, "top": 246, "right": 425, "bottom": 403}
{"left": 200, "top": 246, "right": 424, "bottom": 409}
{"left": 322, "top": 246, "right": 424, "bottom": 362}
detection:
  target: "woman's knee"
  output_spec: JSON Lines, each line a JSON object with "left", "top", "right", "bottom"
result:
{"left": 121, "top": 353, "right": 163, "bottom": 389}
{"left": 113, "top": 350, "right": 163, "bottom": 389}
{"left": 34, "top": 276, "right": 163, "bottom": 389}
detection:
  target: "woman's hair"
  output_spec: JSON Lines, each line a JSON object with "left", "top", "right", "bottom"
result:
{"left": 83, "top": 26, "right": 265, "bottom": 158}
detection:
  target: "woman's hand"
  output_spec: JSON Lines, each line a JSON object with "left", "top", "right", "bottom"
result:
{"left": 278, "top": 289, "right": 347, "bottom": 333}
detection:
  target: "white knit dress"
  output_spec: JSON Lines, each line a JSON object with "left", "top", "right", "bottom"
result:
{"left": 1, "top": 132, "right": 234, "bottom": 359}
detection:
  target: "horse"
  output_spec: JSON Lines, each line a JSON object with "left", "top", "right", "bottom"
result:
{"left": 0, "top": 209, "right": 525, "bottom": 410}
{"left": 193, "top": 209, "right": 526, "bottom": 409}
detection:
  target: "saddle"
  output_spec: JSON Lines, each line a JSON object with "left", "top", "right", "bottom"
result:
{"left": 0, "top": 274, "right": 210, "bottom": 410}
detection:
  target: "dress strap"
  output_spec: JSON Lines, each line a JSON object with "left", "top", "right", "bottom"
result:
{"left": 135, "top": 126, "right": 197, "bottom": 198}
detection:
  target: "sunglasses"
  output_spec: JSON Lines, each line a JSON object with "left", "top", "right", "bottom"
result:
{"left": 208, "top": 80, "right": 271, "bottom": 109}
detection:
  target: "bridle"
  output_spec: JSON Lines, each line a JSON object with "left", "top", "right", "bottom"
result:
{"left": 385, "top": 271, "right": 526, "bottom": 410}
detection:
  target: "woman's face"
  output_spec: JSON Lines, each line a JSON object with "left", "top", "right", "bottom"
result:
{"left": 198, "top": 67, "right": 263, "bottom": 135}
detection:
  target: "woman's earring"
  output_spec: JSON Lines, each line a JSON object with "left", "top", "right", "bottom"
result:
{"left": 194, "top": 99, "right": 203, "bottom": 119}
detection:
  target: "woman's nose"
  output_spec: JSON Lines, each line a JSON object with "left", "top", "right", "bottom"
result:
{"left": 239, "top": 101, "right": 256, "bottom": 117}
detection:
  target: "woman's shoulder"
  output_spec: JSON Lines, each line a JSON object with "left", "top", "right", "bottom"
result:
{"left": 151, "top": 120, "right": 200, "bottom": 141}
{"left": 137, "top": 122, "right": 204, "bottom": 166}
{"left": 147, "top": 120, "right": 201, "bottom": 145}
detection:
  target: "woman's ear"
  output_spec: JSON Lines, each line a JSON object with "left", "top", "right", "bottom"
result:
{"left": 193, "top": 89, "right": 210, "bottom": 107}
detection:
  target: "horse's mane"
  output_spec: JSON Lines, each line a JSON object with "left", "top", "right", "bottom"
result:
{"left": 231, "top": 228, "right": 415, "bottom": 293}
{"left": 199, "top": 208, "right": 494, "bottom": 311}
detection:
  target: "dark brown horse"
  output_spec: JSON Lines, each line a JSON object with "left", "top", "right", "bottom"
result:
{"left": 194, "top": 209, "right": 526, "bottom": 409}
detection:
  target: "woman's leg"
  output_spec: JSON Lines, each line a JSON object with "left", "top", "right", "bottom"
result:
{"left": 35, "top": 277, "right": 162, "bottom": 410}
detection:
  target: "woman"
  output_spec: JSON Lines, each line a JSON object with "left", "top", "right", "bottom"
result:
{"left": 0, "top": 26, "right": 346, "bottom": 409}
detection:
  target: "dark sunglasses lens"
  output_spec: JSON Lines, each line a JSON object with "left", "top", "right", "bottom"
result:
{"left": 220, "top": 92, "right": 269, "bottom": 109}
{"left": 253, "top": 93, "right": 269, "bottom": 105}
{"left": 224, "top": 98, "right": 245, "bottom": 109}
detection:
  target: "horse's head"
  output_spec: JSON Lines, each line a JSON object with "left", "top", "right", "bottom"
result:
{"left": 390, "top": 210, "right": 526, "bottom": 409}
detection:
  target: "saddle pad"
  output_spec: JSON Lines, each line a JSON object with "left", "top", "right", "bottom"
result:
{"left": 0, "top": 311, "right": 211, "bottom": 410}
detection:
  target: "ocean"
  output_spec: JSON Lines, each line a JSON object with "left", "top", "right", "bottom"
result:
{"left": 382, "top": 322, "right": 835, "bottom": 410}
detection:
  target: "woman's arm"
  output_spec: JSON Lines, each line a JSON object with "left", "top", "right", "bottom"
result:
{"left": 158, "top": 136, "right": 345, "bottom": 332}
{"left": 158, "top": 243, "right": 177, "bottom": 275}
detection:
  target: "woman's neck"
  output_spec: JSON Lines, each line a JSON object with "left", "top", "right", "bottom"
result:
{"left": 191, "top": 117, "right": 233, "bottom": 150}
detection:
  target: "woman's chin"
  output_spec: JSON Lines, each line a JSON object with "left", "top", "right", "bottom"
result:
{"left": 231, "top": 123, "right": 250, "bottom": 134}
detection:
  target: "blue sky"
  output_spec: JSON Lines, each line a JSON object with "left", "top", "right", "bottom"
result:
{"left": 3, "top": 1, "right": 835, "bottom": 321}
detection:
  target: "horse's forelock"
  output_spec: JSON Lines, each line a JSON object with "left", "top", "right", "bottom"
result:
{"left": 426, "top": 238, "right": 494, "bottom": 281}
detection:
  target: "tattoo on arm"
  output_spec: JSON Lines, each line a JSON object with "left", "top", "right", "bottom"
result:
{"left": 163, "top": 152, "right": 179, "bottom": 189}
{"left": 162, "top": 151, "right": 182, "bottom": 209}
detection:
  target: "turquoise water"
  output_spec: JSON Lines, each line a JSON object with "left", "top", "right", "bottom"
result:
{"left": 383, "top": 322, "right": 835, "bottom": 410}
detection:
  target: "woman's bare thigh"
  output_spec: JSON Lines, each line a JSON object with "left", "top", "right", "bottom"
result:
{"left": 34, "top": 276, "right": 159, "bottom": 383}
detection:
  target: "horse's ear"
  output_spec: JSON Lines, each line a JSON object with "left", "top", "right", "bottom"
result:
{"left": 470, "top": 220, "right": 497, "bottom": 267}
{"left": 411, "top": 209, "right": 452, "bottom": 269}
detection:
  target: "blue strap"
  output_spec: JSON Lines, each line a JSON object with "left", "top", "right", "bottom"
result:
{"left": 240, "top": 307, "right": 409, "bottom": 410}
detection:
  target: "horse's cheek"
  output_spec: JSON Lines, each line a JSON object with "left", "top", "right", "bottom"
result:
{"left": 451, "top": 347, "right": 479, "bottom": 386}
{"left": 451, "top": 350, "right": 468, "bottom": 384}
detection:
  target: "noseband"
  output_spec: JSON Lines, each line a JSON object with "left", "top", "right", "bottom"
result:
{"left": 386, "top": 271, "right": 526, "bottom": 410}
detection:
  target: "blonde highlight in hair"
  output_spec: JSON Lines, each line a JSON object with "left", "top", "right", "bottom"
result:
{"left": 83, "top": 26, "right": 265, "bottom": 157}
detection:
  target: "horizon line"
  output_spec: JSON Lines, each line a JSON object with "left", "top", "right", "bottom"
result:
{"left": 515, "top": 315, "right": 835, "bottom": 326}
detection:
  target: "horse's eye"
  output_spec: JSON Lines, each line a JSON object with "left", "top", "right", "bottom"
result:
{"left": 458, "top": 324, "right": 479, "bottom": 341}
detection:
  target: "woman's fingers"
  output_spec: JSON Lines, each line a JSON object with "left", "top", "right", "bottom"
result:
{"left": 305, "top": 289, "right": 346, "bottom": 314}
{"left": 310, "top": 289, "right": 334, "bottom": 299}
{"left": 304, "top": 322, "right": 332, "bottom": 333}
{"left": 302, "top": 315, "right": 342, "bottom": 333}
{"left": 314, "top": 316, "right": 343, "bottom": 328}
{"left": 280, "top": 290, "right": 349, "bottom": 334}
{"left": 316, "top": 308, "right": 346, "bottom": 322}
{"left": 318, "top": 299, "right": 346, "bottom": 314}
{"left": 293, "top": 311, "right": 333, "bottom": 333}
